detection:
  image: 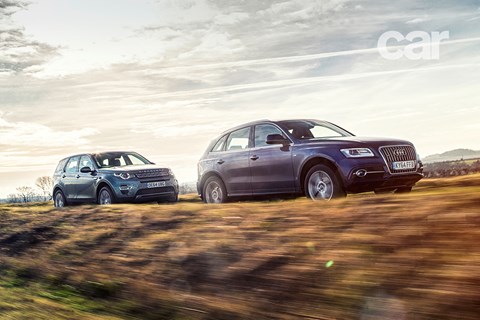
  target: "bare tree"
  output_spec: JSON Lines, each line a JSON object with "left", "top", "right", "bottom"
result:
{"left": 16, "top": 186, "right": 37, "bottom": 203}
{"left": 7, "top": 193, "right": 20, "bottom": 203}
{"left": 36, "top": 176, "right": 54, "bottom": 201}
{"left": 179, "top": 182, "right": 196, "bottom": 194}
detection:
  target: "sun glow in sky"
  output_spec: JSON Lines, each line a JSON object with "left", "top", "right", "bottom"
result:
{"left": 1, "top": 0, "right": 479, "bottom": 197}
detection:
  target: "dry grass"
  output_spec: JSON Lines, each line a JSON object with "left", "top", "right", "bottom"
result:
{"left": 1, "top": 174, "right": 480, "bottom": 319}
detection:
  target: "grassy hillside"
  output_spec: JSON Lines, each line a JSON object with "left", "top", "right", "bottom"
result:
{"left": 1, "top": 175, "right": 480, "bottom": 319}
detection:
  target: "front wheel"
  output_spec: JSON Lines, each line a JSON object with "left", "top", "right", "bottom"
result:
{"left": 203, "top": 176, "right": 227, "bottom": 204}
{"left": 98, "top": 186, "right": 115, "bottom": 205}
{"left": 161, "top": 193, "right": 179, "bottom": 204}
{"left": 53, "top": 190, "right": 67, "bottom": 208}
{"left": 305, "top": 165, "right": 345, "bottom": 201}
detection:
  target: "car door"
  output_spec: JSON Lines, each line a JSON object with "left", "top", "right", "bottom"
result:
{"left": 249, "top": 124, "right": 295, "bottom": 194}
{"left": 214, "top": 126, "right": 252, "bottom": 196}
{"left": 76, "top": 155, "right": 97, "bottom": 201}
{"left": 63, "top": 156, "right": 80, "bottom": 200}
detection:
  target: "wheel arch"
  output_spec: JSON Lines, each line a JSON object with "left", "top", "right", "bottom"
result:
{"left": 299, "top": 156, "right": 345, "bottom": 194}
{"left": 53, "top": 185, "right": 64, "bottom": 196}
{"left": 95, "top": 181, "right": 115, "bottom": 202}
{"left": 199, "top": 171, "right": 226, "bottom": 197}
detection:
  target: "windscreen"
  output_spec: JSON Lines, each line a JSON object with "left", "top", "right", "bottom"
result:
{"left": 279, "top": 120, "right": 353, "bottom": 140}
{"left": 93, "top": 152, "right": 152, "bottom": 168}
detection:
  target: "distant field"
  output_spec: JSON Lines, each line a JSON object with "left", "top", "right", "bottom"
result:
{"left": 1, "top": 175, "right": 480, "bottom": 319}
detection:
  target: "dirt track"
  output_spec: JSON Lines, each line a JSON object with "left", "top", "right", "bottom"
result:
{"left": 0, "top": 175, "right": 479, "bottom": 319}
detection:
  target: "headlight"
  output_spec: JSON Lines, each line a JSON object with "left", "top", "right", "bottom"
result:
{"left": 340, "top": 148, "right": 374, "bottom": 158}
{"left": 114, "top": 172, "right": 131, "bottom": 180}
{"left": 167, "top": 168, "right": 174, "bottom": 176}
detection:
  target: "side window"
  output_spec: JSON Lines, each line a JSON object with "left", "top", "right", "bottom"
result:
{"left": 254, "top": 124, "right": 284, "bottom": 148}
{"left": 65, "top": 156, "right": 80, "bottom": 174}
{"left": 211, "top": 135, "right": 227, "bottom": 152}
{"left": 79, "top": 155, "right": 93, "bottom": 170}
{"left": 55, "top": 159, "right": 68, "bottom": 173}
{"left": 226, "top": 127, "right": 251, "bottom": 151}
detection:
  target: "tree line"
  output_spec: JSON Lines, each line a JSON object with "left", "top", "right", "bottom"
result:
{"left": 422, "top": 159, "right": 480, "bottom": 178}
{"left": 6, "top": 176, "right": 53, "bottom": 203}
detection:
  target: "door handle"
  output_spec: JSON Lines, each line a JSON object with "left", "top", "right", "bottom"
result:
{"left": 250, "top": 155, "right": 259, "bottom": 161}
{"left": 76, "top": 174, "right": 80, "bottom": 178}
{"left": 62, "top": 174, "right": 66, "bottom": 178}
{"left": 217, "top": 159, "right": 225, "bottom": 165}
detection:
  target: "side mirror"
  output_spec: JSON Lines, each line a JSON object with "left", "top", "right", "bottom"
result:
{"left": 266, "top": 134, "right": 289, "bottom": 145}
{"left": 80, "top": 166, "right": 94, "bottom": 173}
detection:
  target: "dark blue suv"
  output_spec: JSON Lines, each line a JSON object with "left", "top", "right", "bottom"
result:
{"left": 53, "top": 151, "right": 179, "bottom": 207}
{"left": 197, "top": 120, "right": 423, "bottom": 203}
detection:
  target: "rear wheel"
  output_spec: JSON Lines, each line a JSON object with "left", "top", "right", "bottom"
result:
{"left": 305, "top": 164, "right": 345, "bottom": 201}
{"left": 53, "top": 190, "right": 67, "bottom": 208}
{"left": 203, "top": 176, "right": 227, "bottom": 204}
{"left": 98, "top": 186, "right": 115, "bottom": 205}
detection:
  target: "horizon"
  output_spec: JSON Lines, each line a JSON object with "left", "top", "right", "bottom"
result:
{"left": 1, "top": 0, "right": 480, "bottom": 197}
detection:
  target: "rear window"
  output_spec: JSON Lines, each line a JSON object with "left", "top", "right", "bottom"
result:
{"left": 211, "top": 135, "right": 227, "bottom": 152}
{"left": 55, "top": 159, "right": 68, "bottom": 173}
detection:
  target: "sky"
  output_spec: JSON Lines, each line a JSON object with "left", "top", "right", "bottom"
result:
{"left": 0, "top": 0, "right": 479, "bottom": 197}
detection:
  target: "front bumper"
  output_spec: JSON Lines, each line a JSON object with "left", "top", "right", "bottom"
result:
{"left": 111, "top": 178, "right": 179, "bottom": 202}
{"left": 345, "top": 172, "right": 424, "bottom": 193}
{"left": 339, "top": 158, "right": 423, "bottom": 193}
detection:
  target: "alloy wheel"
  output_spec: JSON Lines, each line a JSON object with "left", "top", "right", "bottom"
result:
{"left": 307, "top": 170, "right": 334, "bottom": 200}
{"left": 99, "top": 189, "right": 113, "bottom": 205}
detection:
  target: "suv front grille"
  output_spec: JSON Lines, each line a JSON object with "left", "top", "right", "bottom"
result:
{"left": 135, "top": 169, "right": 169, "bottom": 179}
{"left": 379, "top": 145, "right": 417, "bottom": 174}
{"left": 137, "top": 186, "right": 175, "bottom": 196}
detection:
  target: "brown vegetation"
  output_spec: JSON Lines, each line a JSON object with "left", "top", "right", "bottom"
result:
{"left": 423, "top": 158, "right": 480, "bottom": 178}
{"left": 1, "top": 175, "right": 480, "bottom": 319}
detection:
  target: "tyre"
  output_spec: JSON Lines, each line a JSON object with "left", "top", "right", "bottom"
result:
{"left": 305, "top": 164, "right": 345, "bottom": 201}
{"left": 203, "top": 176, "right": 227, "bottom": 203}
{"left": 395, "top": 186, "right": 412, "bottom": 194}
{"left": 98, "top": 186, "right": 115, "bottom": 205}
{"left": 160, "top": 193, "right": 179, "bottom": 204}
{"left": 53, "top": 190, "right": 67, "bottom": 208}
{"left": 169, "top": 193, "right": 179, "bottom": 203}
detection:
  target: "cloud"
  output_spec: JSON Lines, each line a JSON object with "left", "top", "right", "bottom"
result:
{"left": 0, "top": 151, "right": 60, "bottom": 173}
{"left": 0, "top": 0, "right": 57, "bottom": 74}
{"left": 0, "top": 113, "right": 99, "bottom": 147}
{"left": 0, "top": 0, "right": 28, "bottom": 15}
{"left": 213, "top": 12, "right": 249, "bottom": 25}
{"left": 406, "top": 15, "right": 431, "bottom": 24}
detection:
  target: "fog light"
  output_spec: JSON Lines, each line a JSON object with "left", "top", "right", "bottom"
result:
{"left": 119, "top": 185, "right": 132, "bottom": 195}
{"left": 355, "top": 169, "right": 367, "bottom": 178}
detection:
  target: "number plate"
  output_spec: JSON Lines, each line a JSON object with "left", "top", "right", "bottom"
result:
{"left": 392, "top": 161, "right": 415, "bottom": 170}
{"left": 147, "top": 181, "right": 166, "bottom": 188}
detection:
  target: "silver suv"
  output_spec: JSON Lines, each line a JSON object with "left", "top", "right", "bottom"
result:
{"left": 52, "top": 151, "right": 179, "bottom": 207}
